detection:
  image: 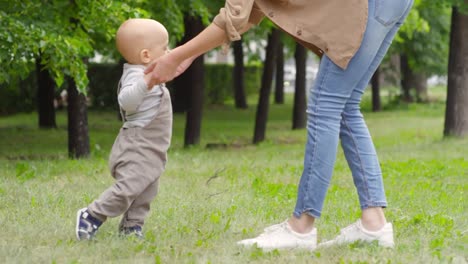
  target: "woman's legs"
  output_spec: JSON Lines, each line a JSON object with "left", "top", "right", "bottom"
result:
{"left": 290, "top": 0, "right": 413, "bottom": 232}
{"left": 237, "top": 0, "right": 414, "bottom": 250}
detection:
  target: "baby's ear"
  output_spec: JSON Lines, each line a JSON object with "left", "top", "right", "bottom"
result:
{"left": 140, "top": 49, "right": 151, "bottom": 64}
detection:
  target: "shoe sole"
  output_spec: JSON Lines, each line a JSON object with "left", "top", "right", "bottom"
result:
{"left": 75, "top": 208, "right": 87, "bottom": 241}
{"left": 238, "top": 241, "right": 317, "bottom": 251}
{"left": 318, "top": 238, "right": 394, "bottom": 248}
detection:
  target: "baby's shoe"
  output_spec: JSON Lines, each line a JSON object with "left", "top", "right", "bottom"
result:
{"left": 120, "top": 225, "right": 143, "bottom": 239}
{"left": 76, "top": 208, "right": 102, "bottom": 240}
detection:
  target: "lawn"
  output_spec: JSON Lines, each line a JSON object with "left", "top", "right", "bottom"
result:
{"left": 0, "top": 91, "right": 467, "bottom": 263}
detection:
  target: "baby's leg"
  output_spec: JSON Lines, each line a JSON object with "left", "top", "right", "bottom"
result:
{"left": 119, "top": 178, "right": 160, "bottom": 229}
{"left": 88, "top": 160, "right": 155, "bottom": 222}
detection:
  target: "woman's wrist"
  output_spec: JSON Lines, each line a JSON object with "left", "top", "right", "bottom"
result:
{"left": 170, "top": 24, "right": 227, "bottom": 64}
{"left": 168, "top": 47, "right": 187, "bottom": 65}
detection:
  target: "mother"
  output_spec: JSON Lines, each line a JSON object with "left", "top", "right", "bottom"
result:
{"left": 146, "top": 0, "right": 413, "bottom": 250}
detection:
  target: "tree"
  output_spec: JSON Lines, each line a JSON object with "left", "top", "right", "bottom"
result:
{"left": 36, "top": 55, "right": 57, "bottom": 129}
{"left": 292, "top": 42, "right": 307, "bottom": 129}
{"left": 232, "top": 39, "right": 248, "bottom": 109}
{"left": 253, "top": 28, "right": 280, "bottom": 144}
{"left": 444, "top": 2, "right": 468, "bottom": 137}
{"left": 67, "top": 76, "right": 90, "bottom": 158}
{"left": 66, "top": 0, "right": 91, "bottom": 158}
{"left": 400, "top": 54, "right": 415, "bottom": 102}
{"left": 371, "top": 67, "right": 382, "bottom": 112}
{"left": 180, "top": 15, "right": 206, "bottom": 147}
{"left": 275, "top": 35, "right": 285, "bottom": 104}
{"left": 389, "top": 0, "right": 467, "bottom": 136}
{"left": 395, "top": 2, "right": 450, "bottom": 102}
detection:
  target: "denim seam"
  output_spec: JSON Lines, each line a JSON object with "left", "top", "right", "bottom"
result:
{"left": 341, "top": 115, "right": 371, "bottom": 205}
{"left": 361, "top": 202, "right": 387, "bottom": 210}
{"left": 301, "top": 58, "right": 331, "bottom": 217}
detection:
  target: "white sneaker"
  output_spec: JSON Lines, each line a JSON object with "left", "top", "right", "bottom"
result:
{"left": 319, "top": 219, "right": 394, "bottom": 248}
{"left": 237, "top": 220, "right": 317, "bottom": 251}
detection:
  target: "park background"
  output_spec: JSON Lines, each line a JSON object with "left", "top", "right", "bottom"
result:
{"left": 1, "top": 0, "right": 467, "bottom": 263}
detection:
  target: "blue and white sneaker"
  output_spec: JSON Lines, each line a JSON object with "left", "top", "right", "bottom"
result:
{"left": 119, "top": 225, "right": 144, "bottom": 239}
{"left": 76, "top": 208, "right": 103, "bottom": 240}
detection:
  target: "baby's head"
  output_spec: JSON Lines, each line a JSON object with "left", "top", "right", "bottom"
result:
{"left": 116, "top": 18, "right": 169, "bottom": 65}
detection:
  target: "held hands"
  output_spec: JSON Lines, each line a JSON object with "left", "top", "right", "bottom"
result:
{"left": 144, "top": 52, "right": 195, "bottom": 87}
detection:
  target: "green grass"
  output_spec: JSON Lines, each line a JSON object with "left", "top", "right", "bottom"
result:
{"left": 0, "top": 92, "right": 467, "bottom": 263}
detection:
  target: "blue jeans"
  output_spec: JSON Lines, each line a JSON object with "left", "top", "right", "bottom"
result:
{"left": 293, "top": 0, "right": 413, "bottom": 218}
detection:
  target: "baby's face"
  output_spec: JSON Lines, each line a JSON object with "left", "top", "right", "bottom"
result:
{"left": 148, "top": 41, "right": 169, "bottom": 61}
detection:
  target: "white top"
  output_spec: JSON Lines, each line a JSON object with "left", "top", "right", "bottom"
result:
{"left": 118, "top": 63, "right": 163, "bottom": 128}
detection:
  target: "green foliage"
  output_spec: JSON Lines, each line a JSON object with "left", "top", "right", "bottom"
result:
{"left": 0, "top": 0, "right": 142, "bottom": 93}
{"left": 0, "top": 0, "right": 223, "bottom": 95}
{"left": 395, "top": 0, "right": 451, "bottom": 76}
{"left": 0, "top": 75, "right": 36, "bottom": 115}
{"left": 392, "top": 0, "right": 468, "bottom": 76}
{"left": 450, "top": 0, "right": 468, "bottom": 12}
{"left": 144, "top": 0, "right": 218, "bottom": 43}
{"left": 204, "top": 64, "right": 234, "bottom": 104}
{"left": 87, "top": 63, "right": 122, "bottom": 110}
{"left": 0, "top": 8, "right": 41, "bottom": 83}
{"left": 395, "top": 0, "right": 430, "bottom": 42}
{"left": 141, "top": 0, "right": 185, "bottom": 42}
{"left": 204, "top": 64, "right": 262, "bottom": 104}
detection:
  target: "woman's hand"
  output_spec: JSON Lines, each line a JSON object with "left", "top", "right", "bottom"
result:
{"left": 174, "top": 56, "right": 196, "bottom": 78}
{"left": 145, "top": 52, "right": 197, "bottom": 86}
{"left": 145, "top": 22, "right": 251, "bottom": 86}
{"left": 144, "top": 53, "right": 180, "bottom": 87}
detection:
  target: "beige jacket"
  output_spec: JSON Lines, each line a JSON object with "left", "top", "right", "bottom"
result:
{"left": 213, "top": 0, "right": 368, "bottom": 69}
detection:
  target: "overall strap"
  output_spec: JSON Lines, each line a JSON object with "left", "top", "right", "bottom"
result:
{"left": 117, "top": 78, "right": 126, "bottom": 122}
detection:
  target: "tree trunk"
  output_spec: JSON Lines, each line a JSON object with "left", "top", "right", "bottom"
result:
{"left": 371, "top": 67, "right": 382, "bottom": 112}
{"left": 414, "top": 73, "right": 428, "bottom": 103}
{"left": 66, "top": 0, "right": 89, "bottom": 158}
{"left": 36, "top": 57, "right": 57, "bottom": 129}
{"left": 184, "top": 55, "right": 204, "bottom": 146}
{"left": 275, "top": 37, "right": 285, "bottom": 104}
{"left": 233, "top": 39, "right": 248, "bottom": 109}
{"left": 172, "top": 32, "right": 192, "bottom": 113}
{"left": 253, "top": 29, "right": 280, "bottom": 144}
{"left": 292, "top": 43, "right": 307, "bottom": 129}
{"left": 172, "top": 59, "right": 190, "bottom": 113}
{"left": 67, "top": 77, "right": 90, "bottom": 158}
{"left": 400, "top": 53, "right": 414, "bottom": 102}
{"left": 444, "top": 5, "right": 468, "bottom": 137}
{"left": 181, "top": 15, "right": 205, "bottom": 146}
{"left": 401, "top": 54, "right": 429, "bottom": 103}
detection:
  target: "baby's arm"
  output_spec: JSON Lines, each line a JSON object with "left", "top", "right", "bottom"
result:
{"left": 118, "top": 71, "right": 152, "bottom": 112}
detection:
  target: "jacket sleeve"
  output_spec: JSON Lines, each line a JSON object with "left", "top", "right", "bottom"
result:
{"left": 213, "top": 0, "right": 264, "bottom": 41}
{"left": 117, "top": 71, "right": 148, "bottom": 112}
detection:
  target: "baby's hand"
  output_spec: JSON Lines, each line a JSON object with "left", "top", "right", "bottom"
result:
{"left": 143, "top": 72, "right": 155, "bottom": 89}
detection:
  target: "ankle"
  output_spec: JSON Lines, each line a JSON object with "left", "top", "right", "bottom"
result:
{"left": 361, "top": 207, "right": 386, "bottom": 231}
{"left": 288, "top": 214, "right": 315, "bottom": 234}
